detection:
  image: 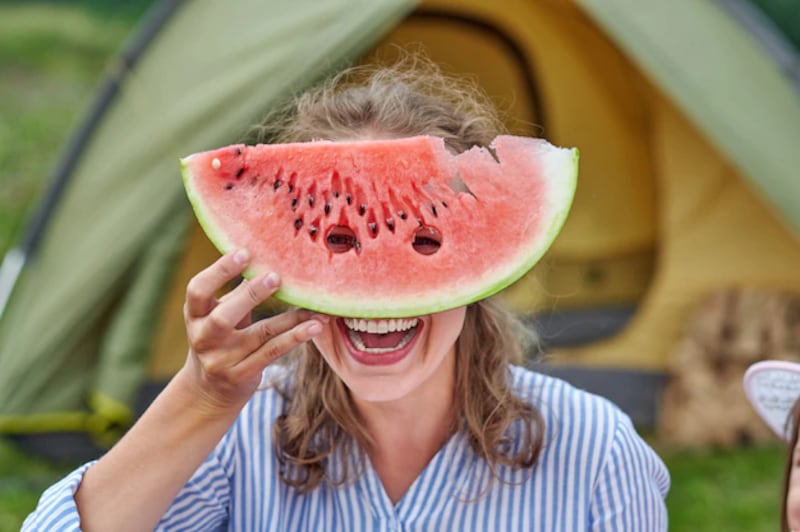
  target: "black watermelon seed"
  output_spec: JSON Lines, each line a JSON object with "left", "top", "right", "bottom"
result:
{"left": 273, "top": 179, "right": 282, "bottom": 190}
{"left": 309, "top": 225, "right": 318, "bottom": 236}
{"left": 236, "top": 147, "right": 242, "bottom": 156}
{"left": 359, "top": 204, "right": 366, "bottom": 216}
{"left": 236, "top": 167, "right": 244, "bottom": 178}
{"left": 442, "top": 201, "right": 448, "bottom": 208}
{"left": 399, "top": 210, "right": 407, "bottom": 220}
{"left": 291, "top": 197, "right": 298, "bottom": 209}
{"left": 354, "top": 241, "right": 361, "bottom": 251}
{"left": 288, "top": 184, "right": 294, "bottom": 193}
{"left": 308, "top": 196, "right": 314, "bottom": 207}
{"left": 225, "top": 183, "right": 234, "bottom": 190}
{"left": 431, "top": 204, "right": 438, "bottom": 217}
{"left": 294, "top": 218, "right": 303, "bottom": 230}
{"left": 324, "top": 203, "right": 331, "bottom": 215}
{"left": 333, "top": 191, "right": 340, "bottom": 198}
{"left": 346, "top": 194, "right": 352, "bottom": 205}
{"left": 386, "top": 219, "right": 395, "bottom": 231}
{"left": 369, "top": 222, "right": 377, "bottom": 234}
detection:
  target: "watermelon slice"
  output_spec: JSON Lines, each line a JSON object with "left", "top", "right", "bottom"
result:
{"left": 180, "top": 136, "right": 577, "bottom": 318}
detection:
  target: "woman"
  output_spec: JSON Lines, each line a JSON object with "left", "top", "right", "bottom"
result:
{"left": 25, "top": 60, "right": 669, "bottom": 531}
{"left": 745, "top": 360, "right": 800, "bottom": 531}
{"left": 782, "top": 398, "right": 800, "bottom": 531}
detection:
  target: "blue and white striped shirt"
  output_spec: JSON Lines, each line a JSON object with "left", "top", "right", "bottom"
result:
{"left": 25, "top": 365, "right": 669, "bottom": 531}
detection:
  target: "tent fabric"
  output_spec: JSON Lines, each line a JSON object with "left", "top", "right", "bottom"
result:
{"left": 578, "top": 0, "right": 800, "bottom": 234}
{"left": 0, "top": 0, "right": 416, "bottom": 439}
{"left": 560, "top": 91, "right": 800, "bottom": 369}
{"left": 1, "top": 0, "right": 800, "bottom": 442}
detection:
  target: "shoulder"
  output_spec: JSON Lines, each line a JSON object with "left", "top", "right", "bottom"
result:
{"left": 508, "top": 365, "right": 670, "bottom": 509}
{"left": 507, "top": 364, "right": 657, "bottom": 475}
{"left": 509, "top": 364, "right": 626, "bottom": 436}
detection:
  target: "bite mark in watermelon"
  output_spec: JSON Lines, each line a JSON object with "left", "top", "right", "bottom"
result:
{"left": 180, "top": 135, "right": 578, "bottom": 318}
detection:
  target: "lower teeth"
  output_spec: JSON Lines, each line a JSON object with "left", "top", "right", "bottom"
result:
{"left": 347, "top": 328, "right": 416, "bottom": 353}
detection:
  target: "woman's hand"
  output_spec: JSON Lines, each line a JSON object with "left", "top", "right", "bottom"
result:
{"left": 180, "top": 249, "right": 325, "bottom": 414}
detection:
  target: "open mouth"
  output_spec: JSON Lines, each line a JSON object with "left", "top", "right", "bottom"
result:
{"left": 341, "top": 318, "right": 420, "bottom": 353}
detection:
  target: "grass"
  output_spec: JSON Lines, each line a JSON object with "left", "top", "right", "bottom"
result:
{"left": 751, "top": 0, "right": 800, "bottom": 48}
{"left": 0, "top": 1, "right": 796, "bottom": 531}
{"left": 663, "top": 443, "right": 784, "bottom": 530}
{"left": 0, "top": 1, "right": 151, "bottom": 255}
{"left": 0, "top": 438, "right": 79, "bottom": 531}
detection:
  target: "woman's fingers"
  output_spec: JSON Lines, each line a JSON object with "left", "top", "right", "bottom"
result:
{"left": 179, "top": 252, "right": 329, "bottom": 408}
{"left": 236, "top": 319, "right": 324, "bottom": 374}
{"left": 183, "top": 249, "right": 330, "bottom": 386}
{"left": 185, "top": 249, "right": 251, "bottom": 318}
{"left": 196, "top": 311, "right": 324, "bottom": 382}
{"left": 202, "top": 272, "right": 280, "bottom": 335}
{"left": 238, "top": 309, "right": 327, "bottom": 353}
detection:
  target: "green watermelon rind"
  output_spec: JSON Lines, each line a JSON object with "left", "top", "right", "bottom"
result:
{"left": 181, "top": 156, "right": 239, "bottom": 268}
{"left": 180, "top": 142, "right": 578, "bottom": 318}
{"left": 471, "top": 145, "right": 579, "bottom": 305}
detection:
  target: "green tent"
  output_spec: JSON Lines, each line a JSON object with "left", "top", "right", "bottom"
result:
{"left": 1, "top": 0, "right": 799, "bottom": 455}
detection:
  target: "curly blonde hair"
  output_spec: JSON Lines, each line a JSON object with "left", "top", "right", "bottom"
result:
{"left": 267, "top": 58, "right": 545, "bottom": 491}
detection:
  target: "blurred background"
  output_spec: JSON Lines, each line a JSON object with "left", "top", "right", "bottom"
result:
{"left": 1, "top": 0, "right": 799, "bottom": 530}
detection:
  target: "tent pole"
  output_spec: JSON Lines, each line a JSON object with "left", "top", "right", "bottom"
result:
{"left": 715, "top": 0, "right": 800, "bottom": 89}
{"left": 0, "top": 0, "right": 185, "bottom": 322}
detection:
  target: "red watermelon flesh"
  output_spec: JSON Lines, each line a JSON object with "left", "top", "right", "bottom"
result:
{"left": 181, "top": 135, "right": 577, "bottom": 318}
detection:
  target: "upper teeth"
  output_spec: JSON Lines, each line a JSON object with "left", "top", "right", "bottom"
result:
{"left": 343, "top": 318, "right": 419, "bottom": 334}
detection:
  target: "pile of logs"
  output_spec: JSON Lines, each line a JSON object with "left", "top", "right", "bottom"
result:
{"left": 659, "top": 289, "right": 800, "bottom": 446}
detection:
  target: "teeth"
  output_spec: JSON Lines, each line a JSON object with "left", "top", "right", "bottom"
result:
{"left": 343, "top": 318, "right": 419, "bottom": 333}
{"left": 347, "top": 328, "right": 416, "bottom": 354}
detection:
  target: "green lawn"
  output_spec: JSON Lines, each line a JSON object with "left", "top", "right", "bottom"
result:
{"left": 0, "top": 438, "right": 79, "bottom": 531}
{"left": 663, "top": 443, "right": 784, "bottom": 530}
{"left": 0, "top": 1, "right": 151, "bottom": 255}
{"left": 0, "top": 2, "right": 796, "bottom": 531}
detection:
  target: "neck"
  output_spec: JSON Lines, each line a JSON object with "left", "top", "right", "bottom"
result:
{"left": 358, "top": 381, "right": 456, "bottom": 452}
{"left": 351, "top": 350, "right": 458, "bottom": 504}
{"left": 357, "top": 346, "right": 457, "bottom": 448}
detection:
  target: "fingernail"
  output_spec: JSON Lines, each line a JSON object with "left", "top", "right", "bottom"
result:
{"left": 307, "top": 322, "right": 323, "bottom": 335}
{"left": 263, "top": 272, "right": 280, "bottom": 289}
{"left": 234, "top": 249, "right": 250, "bottom": 265}
{"left": 311, "top": 313, "right": 330, "bottom": 323}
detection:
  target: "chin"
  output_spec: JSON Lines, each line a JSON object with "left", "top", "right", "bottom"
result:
{"left": 343, "top": 375, "right": 419, "bottom": 403}
{"left": 310, "top": 307, "right": 466, "bottom": 406}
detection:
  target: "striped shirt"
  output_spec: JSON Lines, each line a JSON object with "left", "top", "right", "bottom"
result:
{"left": 24, "top": 365, "right": 670, "bottom": 531}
